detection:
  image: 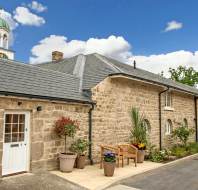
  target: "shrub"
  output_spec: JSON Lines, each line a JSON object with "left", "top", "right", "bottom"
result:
{"left": 170, "top": 146, "right": 189, "bottom": 158}
{"left": 130, "top": 107, "right": 147, "bottom": 146}
{"left": 172, "top": 124, "right": 194, "bottom": 147}
{"left": 54, "top": 117, "right": 79, "bottom": 153}
{"left": 104, "top": 152, "right": 116, "bottom": 163}
{"left": 70, "top": 138, "right": 89, "bottom": 156}
{"left": 149, "top": 149, "right": 170, "bottom": 163}
{"left": 187, "top": 142, "right": 198, "bottom": 154}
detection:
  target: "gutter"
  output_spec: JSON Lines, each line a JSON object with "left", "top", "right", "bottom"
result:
{"left": 88, "top": 103, "right": 94, "bottom": 165}
{"left": 0, "top": 91, "right": 93, "bottom": 105}
{"left": 194, "top": 97, "right": 198, "bottom": 142}
{"left": 159, "top": 87, "right": 169, "bottom": 150}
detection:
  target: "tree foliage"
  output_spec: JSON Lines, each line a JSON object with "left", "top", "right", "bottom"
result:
{"left": 168, "top": 66, "right": 198, "bottom": 87}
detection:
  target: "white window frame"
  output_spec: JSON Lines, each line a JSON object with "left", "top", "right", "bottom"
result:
{"left": 164, "top": 91, "right": 173, "bottom": 109}
{"left": 165, "top": 120, "right": 172, "bottom": 135}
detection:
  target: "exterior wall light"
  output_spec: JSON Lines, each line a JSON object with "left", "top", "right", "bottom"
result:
{"left": 37, "top": 106, "right": 42, "bottom": 112}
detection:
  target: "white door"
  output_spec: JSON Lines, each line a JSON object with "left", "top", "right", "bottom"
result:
{"left": 2, "top": 112, "right": 30, "bottom": 176}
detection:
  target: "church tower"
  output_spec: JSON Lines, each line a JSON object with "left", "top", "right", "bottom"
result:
{"left": 0, "top": 16, "right": 14, "bottom": 60}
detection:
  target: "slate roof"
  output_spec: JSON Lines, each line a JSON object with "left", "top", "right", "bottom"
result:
{"left": 37, "top": 53, "right": 198, "bottom": 95}
{"left": 0, "top": 59, "right": 92, "bottom": 103}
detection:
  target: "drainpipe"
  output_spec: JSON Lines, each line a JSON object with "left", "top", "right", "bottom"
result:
{"left": 194, "top": 97, "right": 198, "bottom": 142}
{"left": 159, "top": 87, "right": 169, "bottom": 150}
{"left": 88, "top": 103, "right": 94, "bottom": 165}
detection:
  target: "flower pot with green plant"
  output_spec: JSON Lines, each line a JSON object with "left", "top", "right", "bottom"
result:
{"left": 70, "top": 138, "right": 89, "bottom": 169}
{"left": 54, "top": 117, "right": 79, "bottom": 172}
{"left": 103, "top": 152, "right": 116, "bottom": 177}
{"left": 130, "top": 107, "right": 148, "bottom": 163}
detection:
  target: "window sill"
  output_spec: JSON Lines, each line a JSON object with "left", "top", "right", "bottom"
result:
{"left": 164, "top": 107, "right": 174, "bottom": 111}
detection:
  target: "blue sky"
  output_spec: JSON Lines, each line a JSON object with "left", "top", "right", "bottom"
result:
{"left": 1, "top": 0, "right": 198, "bottom": 74}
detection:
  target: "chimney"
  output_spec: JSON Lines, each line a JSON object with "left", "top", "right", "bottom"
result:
{"left": 133, "top": 60, "right": 136, "bottom": 69}
{"left": 52, "top": 51, "right": 63, "bottom": 62}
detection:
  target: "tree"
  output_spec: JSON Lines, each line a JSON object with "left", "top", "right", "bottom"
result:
{"left": 168, "top": 66, "right": 198, "bottom": 87}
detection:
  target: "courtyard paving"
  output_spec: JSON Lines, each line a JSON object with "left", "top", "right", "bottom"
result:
{"left": 51, "top": 161, "right": 162, "bottom": 190}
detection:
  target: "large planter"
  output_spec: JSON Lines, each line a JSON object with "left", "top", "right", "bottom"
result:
{"left": 59, "top": 153, "right": 77, "bottom": 172}
{"left": 76, "top": 155, "right": 86, "bottom": 169}
{"left": 103, "top": 161, "right": 116, "bottom": 177}
{"left": 137, "top": 150, "right": 145, "bottom": 163}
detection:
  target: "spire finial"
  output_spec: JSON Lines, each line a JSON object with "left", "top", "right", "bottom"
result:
{"left": 133, "top": 60, "right": 136, "bottom": 69}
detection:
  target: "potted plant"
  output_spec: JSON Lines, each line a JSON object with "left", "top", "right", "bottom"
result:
{"left": 133, "top": 143, "right": 146, "bottom": 163}
{"left": 103, "top": 152, "right": 116, "bottom": 177}
{"left": 54, "top": 116, "right": 79, "bottom": 172}
{"left": 70, "top": 138, "right": 89, "bottom": 169}
{"left": 130, "top": 107, "right": 147, "bottom": 163}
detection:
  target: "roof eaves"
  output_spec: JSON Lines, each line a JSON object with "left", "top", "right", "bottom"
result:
{"left": 0, "top": 91, "right": 94, "bottom": 105}
{"left": 109, "top": 73, "right": 198, "bottom": 96}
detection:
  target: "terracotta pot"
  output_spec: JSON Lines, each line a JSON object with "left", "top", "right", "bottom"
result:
{"left": 59, "top": 153, "right": 77, "bottom": 172}
{"left": 137, "top": 150, "right": 145, "bottom": 163}
{"left": 76, "top": 155, "right": 86, "bottom": 169}
{"left": 103, "top": 161, "right": 115, "bottom": 177}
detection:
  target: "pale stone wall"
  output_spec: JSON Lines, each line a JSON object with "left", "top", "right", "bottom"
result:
{"left": 0, "top": 77, "right": 197, "bottom": 175}
{"left": 0, "top": 97, "right": 90, "bottom": 176}
{"left": 91, "top": 77, "right": 196, "bottom": 162}
{"left": 161, "top": 91, "right": 196, "bottom": 148}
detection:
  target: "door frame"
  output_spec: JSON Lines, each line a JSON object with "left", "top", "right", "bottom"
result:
{"left": 2, "top": 111, "right": 30, "bottom": 176}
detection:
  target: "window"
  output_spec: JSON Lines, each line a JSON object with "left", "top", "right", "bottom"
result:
{"left": 4, "top": 114, "right": 25, "bottom": 143}
{"left": 183, "top": 118, "right": 188, "bottom": 128}
{"left": 165, "top": 119, "right": 172, "bottom": 135}
{"left": 165, "top": 91, "right": 172, "bottom": 107}
{"left": 3, "top": 34, "right": 8, "bottom": 49}
{"left": 143, "top": 119, "right": 151, "bottom": 133}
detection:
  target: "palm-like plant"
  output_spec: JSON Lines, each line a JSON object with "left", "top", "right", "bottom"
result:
{"left": 130, "top": 107, "right": 147, "bottom": 145}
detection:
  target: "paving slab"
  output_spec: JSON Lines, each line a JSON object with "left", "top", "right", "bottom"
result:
{"left": 51, "top": 161, "right": 162, "bottom": 190}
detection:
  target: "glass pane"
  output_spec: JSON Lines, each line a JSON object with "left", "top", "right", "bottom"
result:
{"left": 13, "top": 114, "right": 19, "bottom": 123}
{"left": 19, "top": 114, "right": 25, "bottom": 123}
{"left": 19, "top": 133, "right": 24, "bottom": 141}
{"left": 12, "top": 133, "right": 18, "bottom": 142}
{"left": 5, "top": 114, "right": 12, "bottom": 123}
{"left": 5, "top": 124, "right": 11, "bottom": 133}
{"left": 12, "top": 123, "right": 18, "bottom": 133}
{"left": 5, "top": 134, "right": 11, "bottom": 143}
{"left": 19, "top": 124, "right": 25, "bottom": 132}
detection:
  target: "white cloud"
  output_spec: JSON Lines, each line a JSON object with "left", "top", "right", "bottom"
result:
{"left": 28, "top": 1, "right": 47, "bottom": 12}
{"left": 0, "top": 9, "right": 18, "bottom": 46}
{"left": 13, "top": 7, "right": 45, "bottom": 26}
{"left": 133, "top": 50, "right": 198, "bottom": 76}
{"left": 164, "top": 20, "right": 183, "bottom": 32}
{"left": 30, "top": 35, "right": 132, "bottom": 63}
{"left": 30, "top": 35, "right": 198, "bottom": 78}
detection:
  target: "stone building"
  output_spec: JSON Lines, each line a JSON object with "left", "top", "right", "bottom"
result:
{"left": 0, "top": 18, "right": 198, "bottom": 177}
